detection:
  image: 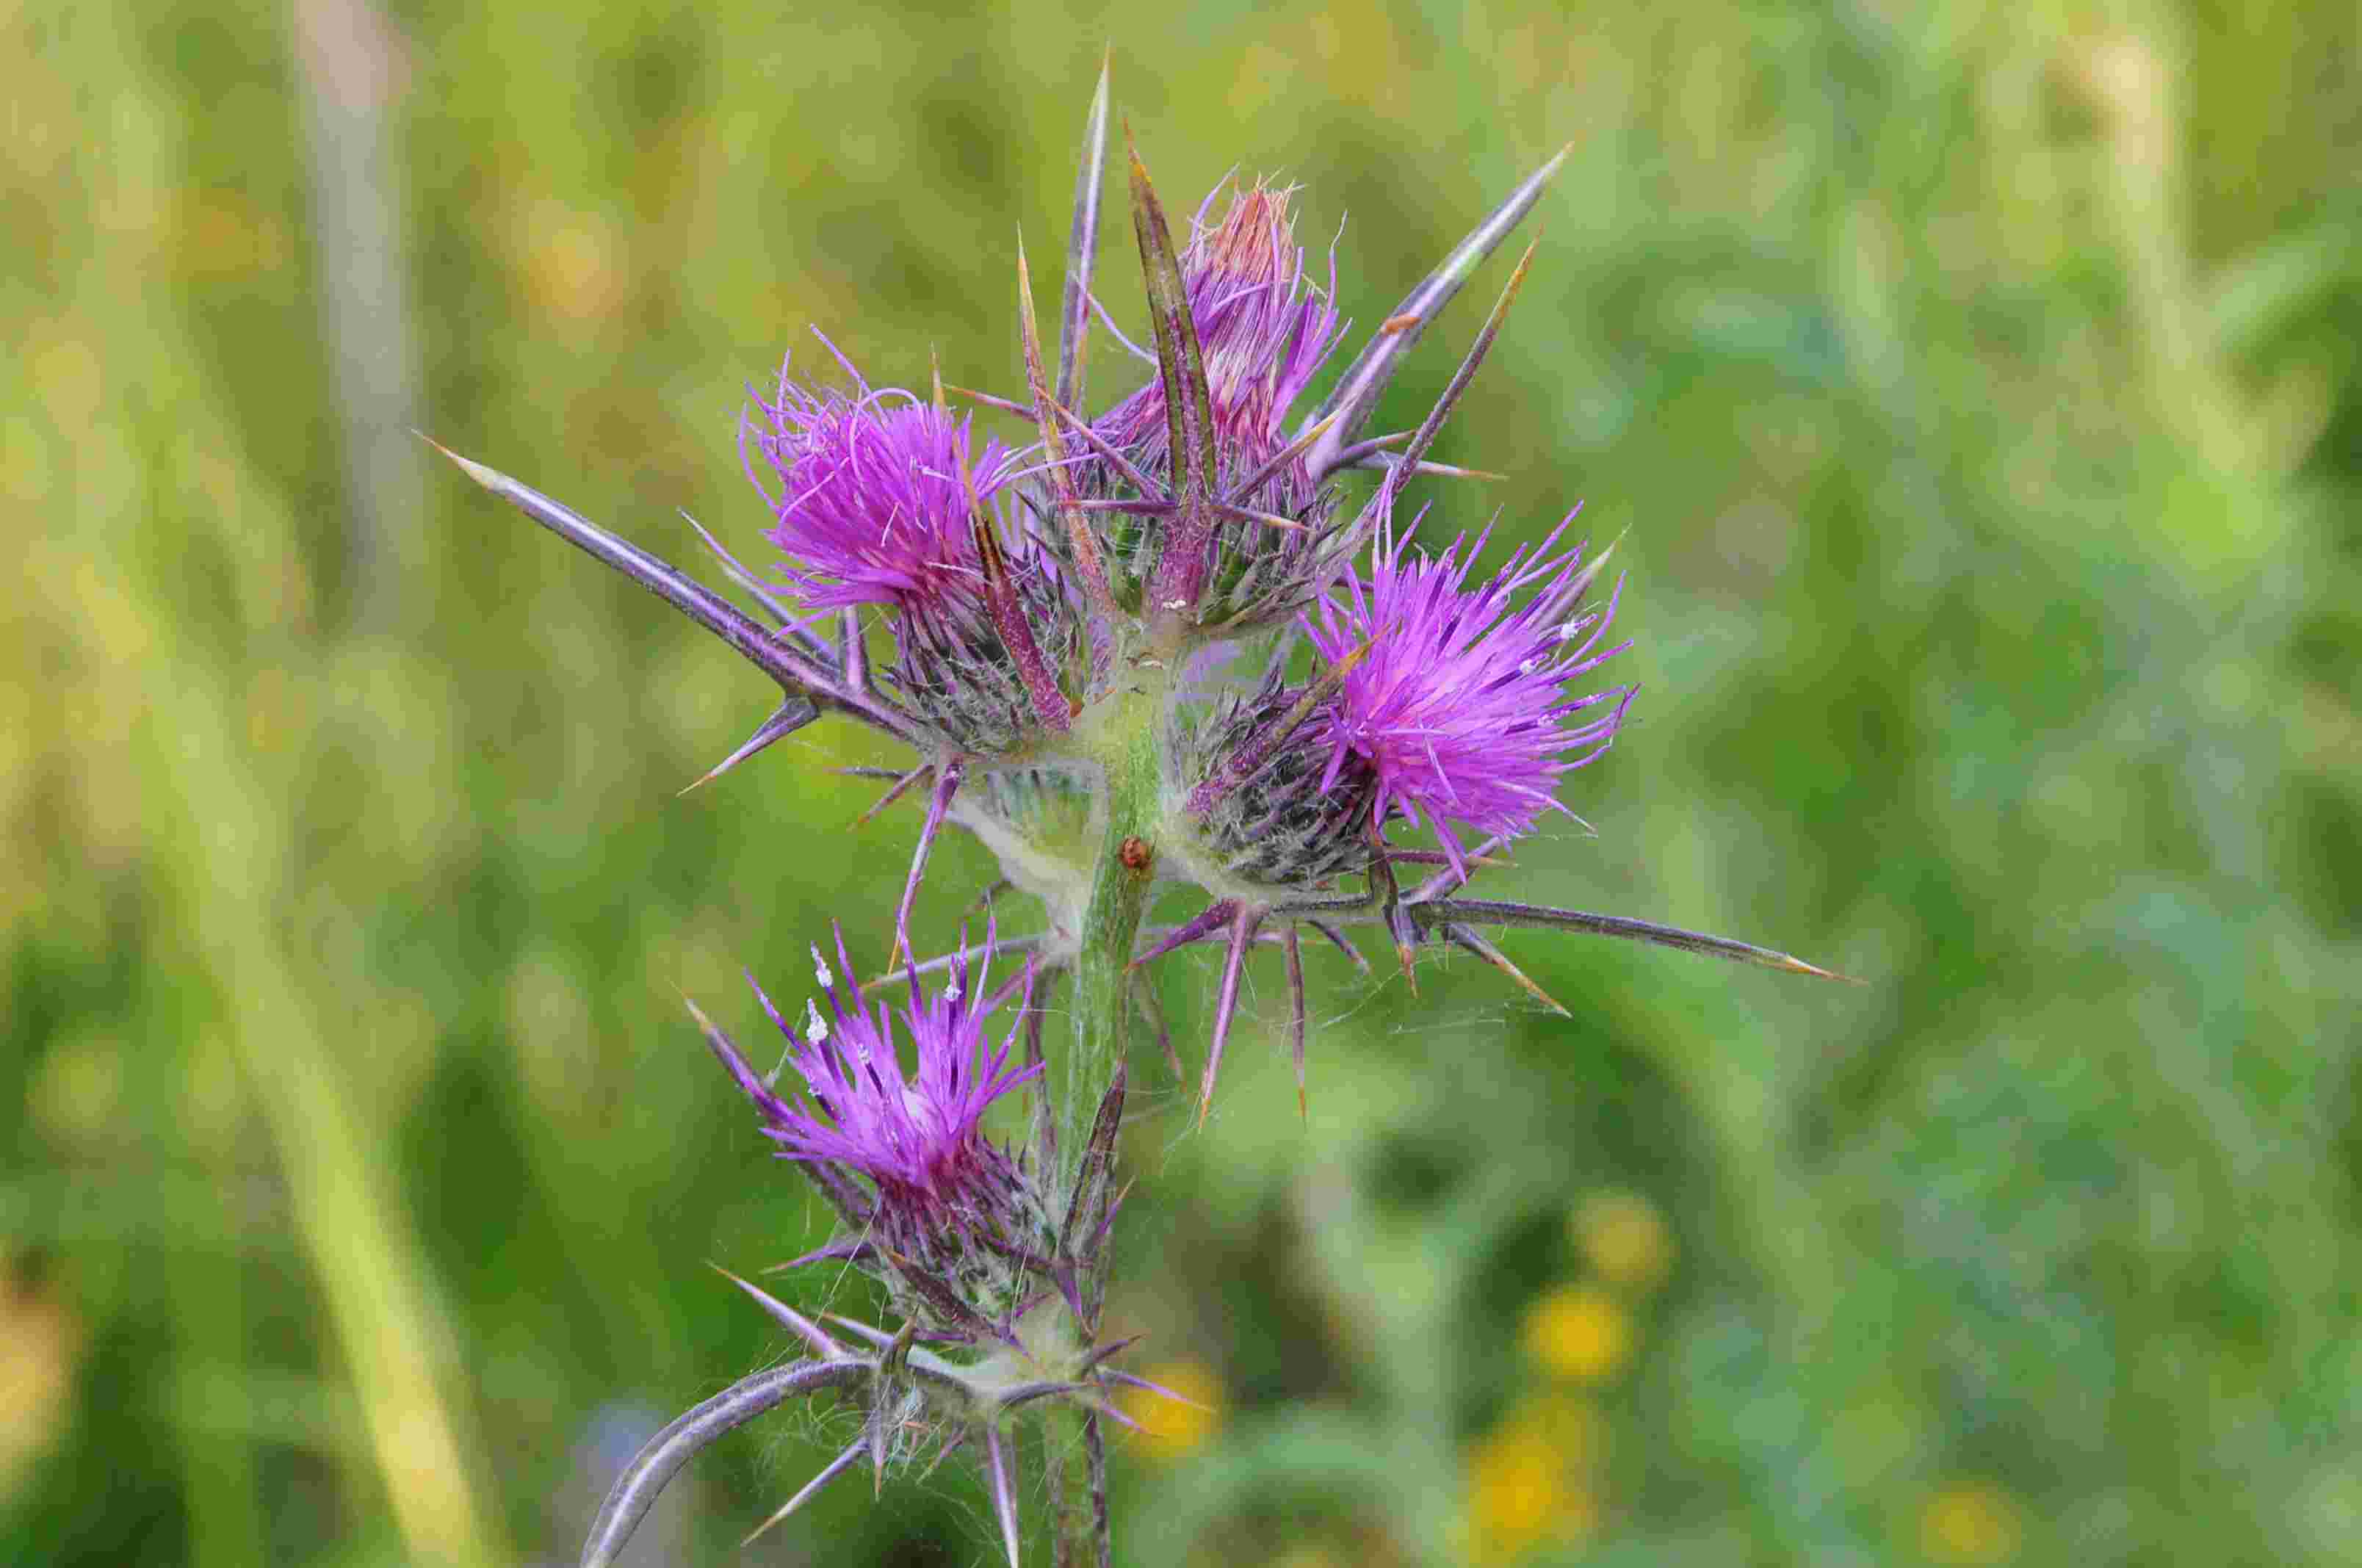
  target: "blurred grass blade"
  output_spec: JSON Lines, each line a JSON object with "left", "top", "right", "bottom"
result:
{"left": 140, "top": 661, "right": 507, "bottom": 1567}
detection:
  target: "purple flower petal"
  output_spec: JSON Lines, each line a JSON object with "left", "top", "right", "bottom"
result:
{"left": 1302, "top": 510, "right": 1635, "bottom": 850}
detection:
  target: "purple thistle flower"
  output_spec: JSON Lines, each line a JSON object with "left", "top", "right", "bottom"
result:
{"left": 1302, "top": 511, "right": 1636, "bottom": 871}
{"left": 743, "top": 350, "right": 1019, "bottom": 621}
{"left": 1096, "top": 180, "right": 1343, "bottom": 481}
{"left": 709, "top": 924, "right": 1040, "bottom": 1235}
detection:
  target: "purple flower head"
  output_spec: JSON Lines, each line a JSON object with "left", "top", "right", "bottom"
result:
{"left": 1097, "top": 180, "right": 1343, "bottom": 477}
{"left": 743, "top": 349, "right": 1018, "bottom": 621}
{"left": 712, "top": 924, "right": 1041, "bottom": 1231}
{"left": 1302, "top": 510, "right": 1636, "bottom": 870}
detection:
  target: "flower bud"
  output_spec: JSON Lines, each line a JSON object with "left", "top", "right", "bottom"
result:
{"left": 1174, "top": 673, "right": 1376, "bottom": 892}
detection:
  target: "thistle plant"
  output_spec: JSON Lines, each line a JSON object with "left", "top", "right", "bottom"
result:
{"left": 431, "top": 62, "right": 1841, "bottom": 1568}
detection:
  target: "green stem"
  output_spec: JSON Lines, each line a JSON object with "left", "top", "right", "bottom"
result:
{"left": 1061, "top": 705, "right": 1160, "bottom": 1194}
{"left": 1046, "top": 671, "right": 1167, "bottom": 1568}
{"left": 1043, "top": 1403, "right": 1101, "bottom": 1568}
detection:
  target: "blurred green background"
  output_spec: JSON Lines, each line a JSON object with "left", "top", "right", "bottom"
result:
{"left": 7, "top": 0, "right": 2358, "bottom": 1564}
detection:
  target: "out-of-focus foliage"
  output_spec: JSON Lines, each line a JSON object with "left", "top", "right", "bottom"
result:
{"left": 5, "top": 1, "right": 2357, "bottom": 1564}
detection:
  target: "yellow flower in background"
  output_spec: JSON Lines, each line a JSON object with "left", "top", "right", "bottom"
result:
{"left": 1573, "top": 1191, "right": 1675, "bottom": 1293}
{"left": 513, "top": 198, "right": 626, "bottom": 328}
{"left": 1523, "top": 1283, "right": 1634, "bottom": 1383}
{"left": 1466, "top": 1397, "right": 1605, "bottom": 1564}
{"left": 0, "top": 1271, "right": 82, "bottom": 1500}
{"left": 1272, "top": 1547, "right": 1342, "bottom": 1568}
{"left": 1117, "top": 1358, "right": 1222, "bottom": 1461}
{"left": 1919, "top": 1480, "right": 2024, "bottom": 1564}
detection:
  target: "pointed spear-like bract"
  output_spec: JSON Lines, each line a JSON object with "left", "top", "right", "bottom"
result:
{"left": 1421, "top": 897, "right": 1857, "bottom": 980}
{"left": 1196, "top": 904, "right": 1268, "bottom": 1125}
{"left": 999, "top": 1379, "right": 1090, "bottom": 1411}
{"left": 1379, "top": 236, "right": 1540, "bottom": 510}
{"left": 958, "top": 429, "right": 1072, "bottom": 733}
{"left": 682, "top": 510, "right": 802, "bottom": 636}
{"left": 1135, "top": 972, "right": 1182, "bottom": 1080}
{"left": 1100, "top": 1368, "right": 1213, "bottom": 1409}
{"left": 881, "top": 1249, "right": 1007, "bottom": 1343}
{"left": 1017, "top": 233, "right": 1117, "bottom": 618}
{"left": 423, "top": 436, "right": 852, "bottom": 715}
{"left": 944, "top": 380, "right": 1037, "bottom": 419}
{"left": 1367, "top": 846, "right": 1419, "bottom": 994}
{"left": 865, "top": 930, "right": 1052, "bottom": 991}
{"left": 1348, "top": 450, "right": 1509, "bottom": 483}
{"left": 1126, "top": 128, "right": 1223, "bottom": 618}
{"left": 579, "top": 1359, "right": 867, "bottom": 1568}
{"left": 865, "top": 1345, "right": 902, "bottom": 1495}
{"left": 1127, "top": 898, "right": 1238, "bottom": 969}
{"left": 1301, "top": 917, "right": 1369, "bottom": 975}
{"left": 1299, "top": 145, "right": 1570, "bottom": 480}
{"left": 686, "top": 999, "right": 873, "bottom": 1229}
{"left": 1223, "top": 407, "right": 1343, "bottom": 507}
{"left": 679, "top": 697, "right": 820, "bottom": 795}
{"left": 1040, "top": 391, "right": 1164, "bottom": 497}
{"left": 838, "top": 605, "right": 870, "bottom": 698}
{"left": 1124, "top": 130, "right": 1217, "bottom": 494}
{"left": 711, "top": 1265, "right": 848, "bottom": 1359}
{"left": 917, "top": 1427, "right": 969, "bottom": 1485}
{"left": 742, "top": 1438, "right": 864, "bottom": 1547}
{"left": 892, "top": 757, "right": 965, "bottom": 969}
{"left": 1075, "top": 1333, "right": 1146, "bottom": 1376}
{"left": 1282, "top": 924, "right": 1309, "bottom": 1117}
{"left": 1439, "top": 922, "right": 1572, "bottom": 1018}
{"left": 984, "top": 1423, "right": 1022, "bottom": 1568}
{"left": 1060, "top": 1062, "right": 1127, "bottom": 1269}
{"left": 1060, "top": 54, "right": 1112, "bottom": 416}
{"left": 761, "top": 1236, "right": 874, "bottom": 1274}
{"left": 856, "top": 763, "right": 931, "bottom": 828}
{"left": 1407, "top": 832, "right": 1513, "bottom": 905}
{"left": 820, "top": 1313, "right": 900, "bottom": 1351}
{"left": 1023, "top": 969, "right": 1058, "bottom": 1173}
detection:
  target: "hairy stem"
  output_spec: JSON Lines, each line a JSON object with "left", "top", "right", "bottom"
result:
{"left": 1051, "top": 671, "right": 1166, "bottom": 1568}
{"left": 1063, "top": 699, "right": 1159, "bottom": 1193}
{"left": 1045, "top": 1403, "right": 1101, "bottom": 1568}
